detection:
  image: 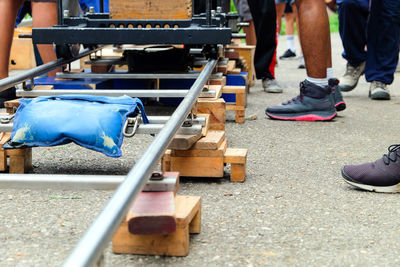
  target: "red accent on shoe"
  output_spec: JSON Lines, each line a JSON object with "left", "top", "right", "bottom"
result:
{"left": 266, "top": 112, "right": 337, "bottom": 121}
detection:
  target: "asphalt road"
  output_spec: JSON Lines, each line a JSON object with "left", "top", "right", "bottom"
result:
{"left": 1, "top": 33, "right": 400, "bottom": 266}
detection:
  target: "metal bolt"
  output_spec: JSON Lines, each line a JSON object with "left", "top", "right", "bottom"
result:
{"left": 63, "top": 10, "right": 69, "bottom": 18}
{"left": 89, "top": 6, "right": 95, "bottom": 14}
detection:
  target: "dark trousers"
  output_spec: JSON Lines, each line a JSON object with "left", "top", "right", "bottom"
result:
{"left": 338, "top": 0, "right": 400, "bottom": 84}
{"left": 248, "top": 0, "right": 276, "bottom": 80}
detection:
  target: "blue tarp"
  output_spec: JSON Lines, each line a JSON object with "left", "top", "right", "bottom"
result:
{"left": 8, "top": 95, "right": 147, "bottom": 157}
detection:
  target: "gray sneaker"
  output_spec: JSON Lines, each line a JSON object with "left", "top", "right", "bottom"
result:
{"left": 262, "top": 78, "right": 283, "bottom": 93}
{"left": 369, "top": 81, "right": 390, "bottom": 100}
{"left": 339, "top": 61, "right": 365, "bottom": 92}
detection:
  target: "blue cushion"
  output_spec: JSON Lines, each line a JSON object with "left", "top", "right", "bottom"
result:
{"left": 9, "top": 95, "right": 148, "bottom": 157}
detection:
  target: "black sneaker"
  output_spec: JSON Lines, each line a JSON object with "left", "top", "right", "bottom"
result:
{"left": 265, "top": 80, "right": 337, "bottom": 121}
{"left": 329, "top": 78, "right": 346, "bottom": 112}
{"left": 279, "top": 49, "right": 296, "bottom": 60}
{"left": 342, "top": 144, "right": 400, "bottom": 193}
{"left": 0, "top": 86, "right": 16, "bottom": 108}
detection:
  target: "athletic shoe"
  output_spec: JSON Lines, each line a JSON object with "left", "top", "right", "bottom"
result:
{"left": 369, "top": 81, "right": 390, "bottom": 100}
{"left": 279, "top": 49, "right": 296, "bottom": 60}
{"left": 298, "top": 56, "right": 305, "bottom": 69}
{"left": 262, "top": 78, "right": 283, "bottom": 93}
{"left": 342, "top": 144, "right": 400, "bottom": 193}
{"left": 339, "top": 61, "right": 365, "bottom": 92}
{"left": 265, "top": 80, "right": 337, "bottom": 121}
{"left": 0, "top": 86, "right": 16, "bottom": 108}
{"left": 329, "top": 78, "right": 346, "bottom": 112}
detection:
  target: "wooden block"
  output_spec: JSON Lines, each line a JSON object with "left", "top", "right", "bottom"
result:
{"left": 170, "top": 156, "right": 224, "bottom": 177}
{"left": 0, "top": 133, "right": 11, "bottom": 171}
{"left": 226, "top": 45, "right": 256, "bottom": 87}
{"left": 112, "top": 195, "right": 201, "bottom": 256}
{"left": 230, "top": 163, "right": 246, "bottom": 182}
{"left": 199, "top": 113, "right": 210, "bottom": 137}
{"left": 209, "top": 76, "right": 226, "bottom": 86}
{"left": 9, "top": 38, "right": 36, "bottom": 70}
{"left": 162, "top": 149, "right": 172, "bottom": 172}
{"left": 110, "top": 0, "right": 192, "bottom": 20}
{"left": 197, "top": 98, "right": 226, "bottom": 131}
{"left": 228, "top": 68, "right": 241, "bottom": 74}
{"left": 127, "top": 191, "right": 176, "bottom": 235}
{"left": 222, "top": 85, "right": 246, "bottom": 94}
{"left": 4, "top": 99, "right": 21, "bottom": 112}
{"left": 168, "top": 134, "right": 202, "bottom": 150}
{"left": 224, "top": 148, "right": 247, "bottom": 164}
{"left": 192, "top": 131, "right": 225, "bottom": 150}
{"left": 172, "top": 138, "right": 227, "bottom": 158}
{"left": 216, "top": 64, "right": 227, "bottom": 74}
{"left": 224, "top": 51, "right": 240, "bottom": 60}
{"left": 227, "top": 60, "right": 236, "bottom": 73}
{"left": 6, "top": 148, "right": 32, "bottom": 174}
{"left": 226, "top": 104, "right": 245, "bottom": 111}
{"left": 201, "top": 85, "right": 222, "bottom": 100}
{"left": 91, "top": 64, "right": 114, "bottom": 73}
{"left": 33, "top": 85, "right": 54, "bottom": 90}
{"left": 235, "top": 110, "right": 245, "bottom": 123}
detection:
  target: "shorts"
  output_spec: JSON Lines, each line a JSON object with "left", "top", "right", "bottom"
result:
{"left": 233, "top": 0, "right": 253, "bottom": 21}
{"left": 276, "top": 0, "right": 295, "bottom": 4}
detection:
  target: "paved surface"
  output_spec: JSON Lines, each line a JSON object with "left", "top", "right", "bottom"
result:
{"left": 1, "top": 33, "right": 400, "bottom": 266}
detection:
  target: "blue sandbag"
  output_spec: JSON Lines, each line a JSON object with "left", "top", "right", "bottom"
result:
{"left": 8, "top": 95, "right": 148, "bottom": 157}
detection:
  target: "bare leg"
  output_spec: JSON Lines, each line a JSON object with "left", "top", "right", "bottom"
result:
{"left": 244, "top": 20, "right": 257, "bottom": 46}
{"left": 295, "top": 0, "right": 330, "bottom": 78}
{"left": 32, "top": 1, "right": 60, "bottom": 77}
{"left": 275, "top": 3, "right": 286, "bottom": 34}
{"left": 0, "top": 0, "right": 24, "bottom": 79}
{"left": 285, "top": 11, "right": 295, "bottom": 35}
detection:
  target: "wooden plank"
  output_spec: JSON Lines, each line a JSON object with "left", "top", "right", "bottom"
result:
{"left": 168, "top": 134, "right": 202, "bottom": 150}
{"left": 209, "top": 76, "right": 226, "bottom": 86}
{"left": 226, "top": 104, "right": 245, "bottom": 111}
{"left": 224, "top": 148, "right": 247, "bottom": 164}
{"left": 9, "top": 38, "right": 36, "bottom": 70}
{"left": 33, "top": 85, "right": 54, "bottom": 90}
{"left": 230, "top": 163, "right": 246, "bottom": 182}
{"left": 235, "top": 110, "right": 245, "bottom": 123}
{"left": 197, "top": 98, "right": 226, "bottom": 131}
{"left": 0, "top": 133, "right": 10, "bottom": 171}
{"left": 126, "top": 191, "right": 177, "bottom": 235}
{"left": 172, "top": 138, "right": 227, "bottom": 157}
{"left": 110, "top": 0, "right": 192, "bottom": 20}
{"left": 170, "top": 156, "right": 224, "bottom": 177}
{"left": 112, "top": 195, "right": 201, "bottom": 256}
{"left": 222, "top": 85, "right": 246, "bottom": 94}
{"left": 201, "top": 85, "right": 222, "bottom": 100}
{"left": 226, "top": 45, "right": 256, "bottom": 87}
{"left": 199, "top": 113, "right": 210, "bottom": 137}
{"left": 162, "top": 149, "right": 172, "bottom": 172}
{"left": 226, "top": 60, "right": 236, "bottom": 72}
{"left": 192, "top": 131, "right": 225, "bottom": 150}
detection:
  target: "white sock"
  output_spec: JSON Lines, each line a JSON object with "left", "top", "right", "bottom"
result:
{"left": 286, "top": 35, "right": 295, "bottom": 53}
{"left": 326, "top": 68, "right": 334, "bottom": 80}
{"left": 306, "top": 76, "right": 328, "bottom": 87}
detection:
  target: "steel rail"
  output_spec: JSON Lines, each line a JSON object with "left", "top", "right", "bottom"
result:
{"left": 0, "top": 47, "right": 101, "bottom": 92}
{"left": 56, "top": 72, "right": 200, "bottom": 80}
{"left": 62, "top": 59, "right": 216, "bottom": 266}
{"left": 16, "top": 89, "right": 216, "bottom": 98}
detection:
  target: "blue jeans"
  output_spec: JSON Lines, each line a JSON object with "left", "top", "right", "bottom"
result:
{"left": 338, "top": 0, "right": 400, "bottom": 84}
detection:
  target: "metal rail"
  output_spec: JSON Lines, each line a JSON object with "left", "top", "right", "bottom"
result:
{"left": 0, "top": 47, "right": 101, "bottom": 92}
{"left": 62, "top": 59, "right": 216, "bottom": 266}
{"left": 56, "top": 72, "right": 200, "bottom": 80}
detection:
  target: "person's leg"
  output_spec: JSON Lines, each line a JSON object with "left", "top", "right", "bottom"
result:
{"left": 265, "top": 0, "right": 337, "bottom": 121}
{"left": 0, "top": 0, "right": 24, "bottom": 79}
{"left": 243, "top": 20, "right": 257, "bottom": 46}
{"left": 31, "top": 1, "right": 60, "bottom": 77}
{"left": 275, "top": 2, "right": 286, "bottom": 35}
{"left": 279, "top": 3, "right": 297, "bottom": 59}
{"left": 337, "top": 0, "right": 369, "bottom": 92}
{"left": 366, "top": 0, "right": 400, "bottom": 100}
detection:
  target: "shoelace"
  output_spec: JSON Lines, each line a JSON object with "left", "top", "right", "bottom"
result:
{"left": 283, "top": 81, "right": 306, "bottom": 105}
{"left": 383, "top": 144, "right": 400, "bottom": 165}
{"left": 372, "top": 81, "right": 387, "bottom": 90}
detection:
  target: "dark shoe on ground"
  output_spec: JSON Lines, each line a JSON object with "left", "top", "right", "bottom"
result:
{"left": 369, "top": 81, "right": 390, "bottom": 100}
{"left": 265, "top": 80, "right": 337, "bottom": 121}
{"left": 339, "top": 61, "right": 365, "bottom": 92}
{"left": 0, "top": 86, "right": 16, "bottom": 108}
{"left": 279, "top": 49, "right": 296, "bottom": 60}
{"left": 342, "top": 144, "right": 400, "bottom": 193}
{"left": 329, "top": 78, "right": 346, "bottom": 112}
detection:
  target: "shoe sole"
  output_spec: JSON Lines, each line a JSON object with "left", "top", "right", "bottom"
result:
{"left": 341, "top": 168, "right": 400, "bottom": 193}
{"left": 265, "top": 111, "right": 337, "bottom": 121}
{"left": 370, "top": 89, "right": 390, "bottom": 100}
{"left": 338, "top": 82, "right": 358, "bottom": 92}
{"left": 279, "top": 56, "right": 297, "bottom": 61}
{"left": 334, "top": 101, "right": 346, "bottom": 112}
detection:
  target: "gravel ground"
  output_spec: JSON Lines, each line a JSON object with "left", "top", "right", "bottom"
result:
{"left": 1, "top": 33, "right": 400, "bottom": 266}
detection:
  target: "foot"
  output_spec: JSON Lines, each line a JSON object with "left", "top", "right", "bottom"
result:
{"left": 329, "top": 78, "right": 346, "bottom": 112}
{"left": 298, "top": 56, "right": 305, "bottom": 69}
{"left": 338, "top": 61, "right": 365, "bottom": 92}
{"left": 265, "top": 80, "right": 337, "bottom": 121}
{"left": 369, "top": 81, "right": 390, "bottom": 100}
{"left": 0, "top": 86, "right": 17, "bottom": 108}
{"left": 279, "top": 49, "right": 296, "bottom": 60}
{"left": 342, "top": 144, "right": 400, "bottom": 193}
{"left": 262, "top": 78, "right": 283, "bottom": 93}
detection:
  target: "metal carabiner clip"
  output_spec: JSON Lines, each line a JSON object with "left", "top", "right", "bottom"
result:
{"left": 123, "top": 116, "right": 140, "bottom": 138}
